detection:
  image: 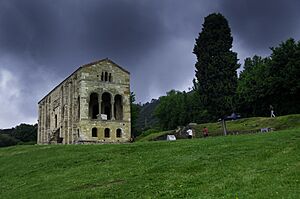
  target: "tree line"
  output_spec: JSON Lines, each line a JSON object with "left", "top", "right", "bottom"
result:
{"left": 0, "top": 124, "right": 37, "bottom": 147}
{"left": 132, "top": 13, "right": 300, "bottom": 132}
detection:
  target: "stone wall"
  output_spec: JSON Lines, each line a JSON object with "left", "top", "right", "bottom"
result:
{"left": 37, "top": 59, "right": 131, "bottom": 144}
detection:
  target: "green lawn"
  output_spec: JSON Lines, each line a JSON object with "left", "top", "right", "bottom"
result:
{"left": 138, "top": 114, "right": 300, "bottom": 141}
{"left": 194, "top": 114, "right": 300, "bottom": 137}
{"left": 1, "top": 128, "right": 299, "bottom": 198}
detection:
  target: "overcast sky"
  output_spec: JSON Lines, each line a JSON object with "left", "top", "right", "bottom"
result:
{"left": 0, "top": 0, "right": 299, "bottom": 128}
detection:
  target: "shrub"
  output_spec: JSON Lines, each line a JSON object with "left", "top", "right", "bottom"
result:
{"left": 0, "top": 134, "right": 18, "bottom": 147}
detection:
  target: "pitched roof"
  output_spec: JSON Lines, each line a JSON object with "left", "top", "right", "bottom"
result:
{"left": 38, "top": 58, "right": 130, "bottom": 104}
{"left": 82, "top": 58, "right": 130, "bottom": 74}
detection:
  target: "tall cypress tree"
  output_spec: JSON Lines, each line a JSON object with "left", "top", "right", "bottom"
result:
{"left": 193, "top": 13, "right": 239, "bottom": 120}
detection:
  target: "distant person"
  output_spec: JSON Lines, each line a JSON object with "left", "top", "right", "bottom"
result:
{"left": 231, "top": 112, "right": 237, "bottom": 120}
{"left": 187, "top": 128, "right": 193, "bottom": 139}
{"left": 270, "top": 105, "right": 276, "bottom": 117}
{"left": 129, "top": 137, "right": 134, "bottom": 143}
{"left": 202, "top": 127, "right": 209, "bottom": 138}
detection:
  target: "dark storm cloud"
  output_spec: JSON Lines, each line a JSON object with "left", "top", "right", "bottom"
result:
{"left": 0, "top": 1, "right": 59, "bottom": 56}
{"left": 80, "top": 1, "right": 166, "bottom": 65}
{"left": 0, "top": 0, "right": 178, "bottom": 128}
{"left": 0, "top": 0, "right": 300, "bottom": 128}
{"left": 0, "top": 0, "right": 168, "bottom": 72}
{"left": 221, "top": 0, "right": 300, "bottom": 55}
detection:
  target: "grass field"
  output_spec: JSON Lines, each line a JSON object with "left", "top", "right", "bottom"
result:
{"left": 1, "top": 127, "right": 299, "bottom": 198}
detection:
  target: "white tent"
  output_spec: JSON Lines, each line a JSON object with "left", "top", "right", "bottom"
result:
{"left": 167, "top": 135, "right": 176, "bottom": 141}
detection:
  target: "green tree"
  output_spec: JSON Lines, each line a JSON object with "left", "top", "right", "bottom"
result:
{"left": 130, "top": 92, "right": 141, "bottom": 137}
{"left": 267, "top": 38, "right": 300, "bottom": 115}
{"left": 185, "top": 90, "right": 208, "bottom": 124}
{"left": 193, "top": 13, "right": 239, "bottom": 120}
{"left": 12, "top": 123, "right": 37, "bottom": 143}
{"left": 0, "top": 134, "right": 18, "bottom": 147}
{"left": 237, "top": 39, "right": 300, "bottom": 117}
{"left": 154, "top": 90, "right": 188, "bottom": 130}
{"left": 154, "top": 90, "right": 215, "bottom": 130}
{"left": 135, "top": 99, "right": 160, "bottom": 132}
{"left": 237, "top": 55, "right": 270, "bottom": 116}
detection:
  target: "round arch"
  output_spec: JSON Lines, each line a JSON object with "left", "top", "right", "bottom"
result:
{"left": 101, "top": 92, "right": 112, "bottom": 120}
{"left": 104, "top": 128, "right": 110, "bottom": 138}
{"left": 114, "top": 94, "right": 123, "bottom": 120}
{"left": 116, "top": 128, "right": 122, "bottom": 138}
{"left": 89, "top": 92, "right": 99, "bottom": 119}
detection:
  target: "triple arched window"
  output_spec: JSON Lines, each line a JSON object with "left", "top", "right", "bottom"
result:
{"left": 101, "top": 72, "right": 112, "bottom": 82}
{"left": 89, "top": 92, "right": 123, "bottom": 120}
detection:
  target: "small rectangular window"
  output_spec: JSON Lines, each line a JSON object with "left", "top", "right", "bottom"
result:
{"left": 92, "top": 128, "right": 98, "bottom": 137}
{"left": 104, "top": 128, "right": 110, "bottom": 138}
{"left": 55, "top": 114, "right": 57, "bottom": 128}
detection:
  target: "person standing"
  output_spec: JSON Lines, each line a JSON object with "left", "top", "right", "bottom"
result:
{"left": 270, "top": 105, "right": 276, "bottom": 117}
{"left": 202, "top": 127, "right": 209, "bottom": 138}
{"left": 187, "top": 128, "right": 193, "bottom": 139}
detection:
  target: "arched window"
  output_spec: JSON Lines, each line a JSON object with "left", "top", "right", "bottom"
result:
{"left": 89, "top": 93, "right": 99, "bottom": 119}
{"left": 116, "top": 129, "right": 122, "bottom": 138}
{"left": 55, "top": 114, "right": 57, "bottom": 128}
{"left": 77, "top": 96, "right": 80, "bottom": 121}
{"left": 57, "top": 129, "right": 62, "bottom": 143}
{"left": 101, "top": 92, "right": 112, "bottom": 120}
{"left": 92, "top": 128, "right": 97, "bottom": 137}
{"left": 105, "top": 72, "right": 108, "bottom": 81}
{"left": 104, "top": 128, "right": 110, "bottom": 138}
{"left": 109, "top": 73, "right": 112, "bottom": 82}
{"left": 114, "top": 95, "right": 123, "bottom": 120}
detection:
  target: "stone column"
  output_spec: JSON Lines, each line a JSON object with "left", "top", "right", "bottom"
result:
{"left": 68, "top": 82, "right": 72, "bottom": 144}
{"left": 60, "top": 87, "right": 63, "bottom": 143}
{"left": 46, "top": 98, "right": 50, "bottom": 144}
{"left": 111, "top": 99, "right": 115, "bottom": 120}
{"left": 37, "top": 106, "right": 41, "bottom": 144}
{"left": 64, "top": 105, "right": 68, "bottom": 144}
{"left": 39, "top": 105, "right": 43, "bottom": 144}
{"left": 62, "top": 85, "right": 68, "bottom": 145}
{"left": 40, "top": 105, "right": 43, "bottom": 144}
{"left": 37, "top": 120, "right": 40, "bottom": 144}
{"left": 43, "top": 103, "right": 47, "bottom": 144}
{"left": 98, "top": 98, "right": 102, "bottom": 120}
{"left": 77, "top": 96, "right": 81, "bottom": 122}
{"left": 121, "top": 97, "right": 125, "bottom": 121}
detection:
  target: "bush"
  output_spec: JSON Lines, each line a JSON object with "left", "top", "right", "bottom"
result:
{"left": 17, "top": 141, "right": 37, "bottom": 145}
{"left": 0, "top": 134, "right": 19, "bottom": 147}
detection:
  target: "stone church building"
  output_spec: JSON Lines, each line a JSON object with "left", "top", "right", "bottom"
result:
{"left": 37, "top": 58, "right": 131, "bottom": 144}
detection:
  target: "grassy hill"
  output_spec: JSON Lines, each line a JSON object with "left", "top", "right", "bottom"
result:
{"left": 1, "top": 128, "right": 299, "bottom": 198}
{"left": 137, "top": 114, "right": 300, "bottom": 141}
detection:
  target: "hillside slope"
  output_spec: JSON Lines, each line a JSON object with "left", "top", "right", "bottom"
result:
{"left": 194, "top": 114, "right": 300, "bottom": 136}
{"left": 138, "top": 114, "right": 300, "bottom": 141}
{"left": 0, "top": 128, "right": 299, "bottom": 198}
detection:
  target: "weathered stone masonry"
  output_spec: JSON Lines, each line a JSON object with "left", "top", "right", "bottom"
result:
{"left": 37, "top": 59, "right": 131, "bottom": 144}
